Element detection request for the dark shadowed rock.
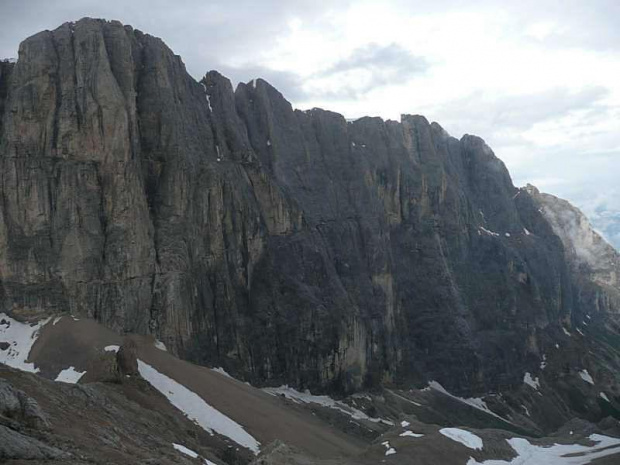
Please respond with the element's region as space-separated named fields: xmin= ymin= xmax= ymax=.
xmin=0 ymin=379 xmax=50 ymax=430
xmin=1 ymin=18 xmax=620 ymax=414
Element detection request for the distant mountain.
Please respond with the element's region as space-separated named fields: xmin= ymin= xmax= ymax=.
xmin=1 ymin=20 xmax=620 ymax=456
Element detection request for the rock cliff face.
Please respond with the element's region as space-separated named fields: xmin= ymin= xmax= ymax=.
xmin=1 ymin=18 xmax=619 ymax=398
xmin=526 ymin=185 xmax=620 ymax=324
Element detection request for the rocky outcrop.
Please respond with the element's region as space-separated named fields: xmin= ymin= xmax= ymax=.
xmin=1 ymin=18 xmax=620 ymax=400
xmin=0 ymin=379 xmax=50 ymax=430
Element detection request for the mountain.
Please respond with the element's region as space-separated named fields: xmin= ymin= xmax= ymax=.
xmin=2 ymin=18 xmax=620 ymax=463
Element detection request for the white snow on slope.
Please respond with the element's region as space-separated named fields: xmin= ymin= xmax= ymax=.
xmin=467 ymin=434 xmax=620 ymax=464
xmin=55 ymin=366 xmax=86 ymax=384
xmin=523 ymin=373 xmax=540 ymax=390
xmin=563 ymin=327 xmax=572 ymax=337
xmin=440 ymin=428 xmax=483 ymax=450
xmin=104 ymin=345 xmax=120 ymax=353
xmin=138 ymin=360 xmax=260 ymax=454
xmin=263 ymin=385 xmax=393 ymax=425
xmin=154 ymin=340 xmax=167 ymax=351
xmin=479 ymin=227 xmax=500 ymax=237
xmin=579 ymin=370 xmax=594 ymax=385
xmin=540 ymin=355 xmax=547 ymax=370
xmin=0 ymin=313 xmax=50 ymax=373
xmin=425 ymin=381 xmax=511 ymax=424
xmin=600 ymin=392 xmax=610 ymax=402
xmin=381 ymin=441 xmax=396 ymax=456
xmin=400 ymin=430 xmax=424 ymax=438
xmin=173 ymin=443 xmax=198 ymax=458
xmin=212 ymin=367 xmax=233 ymax=378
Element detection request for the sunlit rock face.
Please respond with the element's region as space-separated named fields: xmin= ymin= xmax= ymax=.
xmin=526 ymin=185 xmax=620 ymax=319
xmin=1 ymin=18 xmax=619 ymax=398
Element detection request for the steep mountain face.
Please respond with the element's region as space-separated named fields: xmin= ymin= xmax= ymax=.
xmin=526 ymin=185 xmax=620 ymax=317
xmin=1 ymin=18 xmax=620 ymax=404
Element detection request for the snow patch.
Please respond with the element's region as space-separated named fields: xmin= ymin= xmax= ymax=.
xmin=212 ymin=367 xmax=233 ymax=379
xmin=523 ymin=372 xmax=540 ymax=390
xmin=173 ymin=443 xmax=198 ymax=458
xmin=579 ymin=369 xmax=594 ymax=385
xmin=400 ymin=430 xmax=424 ymax=438
xmin=540 ymin=355 xmax=547 ymax=370
xmin=440 ymin=428 xmax=483 ymax=450
xmin=562 ymin=327 xmax=572 ymax=337
xmin=0 ymin=313 xmax=50 ymax=373
xmin=401 ymin=420 xmax=410 ymax=427
xmin=138 ymin=360 xmax=260 ymax=453
xmin=55 ymin=366 xmax=86 ymax=384
xmin=154 ymin=340 xmax=167 ymax=351
xmin=479 ymin=227 xmax=500 ymax=237
xmin=381 ymin=441 xmax=396 ymax=456
xmin=467 ymin=434 xmax=620 ymax=464
xmin=576 ymin=328 xmax=584 ymax=336
xmin=523 ymin=228 xmax=531 ymax=236
xmin=266 ymin=139 xmax=271 ymax=146
xmin=600 ymin=392 xmax=610 ymax=402
xmin=263 ymin=385 xmax=393 ymax=425
xmin=505 ymin=232 xmax=511 ymax=237
xmin=104 ymin=345 xmax=120 ymax=353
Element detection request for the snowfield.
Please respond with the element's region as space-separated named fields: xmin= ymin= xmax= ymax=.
xmin=440 ymin=428 xmax=484 ymax=450
xmin=0 ymin=313 xmax=50 ymax=373
xmin=467 ymin=434 xmax=620 ymax=464
xmin=137 ymin=360 xmax=260 ymax=454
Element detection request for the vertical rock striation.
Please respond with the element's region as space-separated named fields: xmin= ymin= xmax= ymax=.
xmin=1 ymin=18 xmax=619 ymax=399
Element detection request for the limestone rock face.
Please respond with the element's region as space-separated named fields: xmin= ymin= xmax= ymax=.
xmin=526 ymin=184 xmax=620 ymax=320
xmin=1 ymin=18 xmax=619 ymax=396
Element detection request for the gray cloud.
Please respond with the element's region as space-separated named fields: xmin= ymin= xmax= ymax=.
xmin=428 ymin=86 xmax=610 ymax=138
xmin=215 ymin=43 xmax=428 ymax=103
xmin=320 ymin=43 xmax=428 ymax=83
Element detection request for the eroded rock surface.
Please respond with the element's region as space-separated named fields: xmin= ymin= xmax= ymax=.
xmin=0 ymin=18 xmax=619 ymax=401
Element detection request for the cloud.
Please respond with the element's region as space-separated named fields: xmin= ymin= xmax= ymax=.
xmin=302 ymin=43 xmax=428 ymax=98
xmin=320 ymin=42 xmax=428 ymax=81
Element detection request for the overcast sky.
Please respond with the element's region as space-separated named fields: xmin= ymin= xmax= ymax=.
xmin=1 ymin=0 xmax=619 ymax=247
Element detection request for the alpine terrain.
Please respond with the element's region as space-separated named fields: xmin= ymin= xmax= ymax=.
xmin=1 ymin=18 xmax=620 ymax=464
